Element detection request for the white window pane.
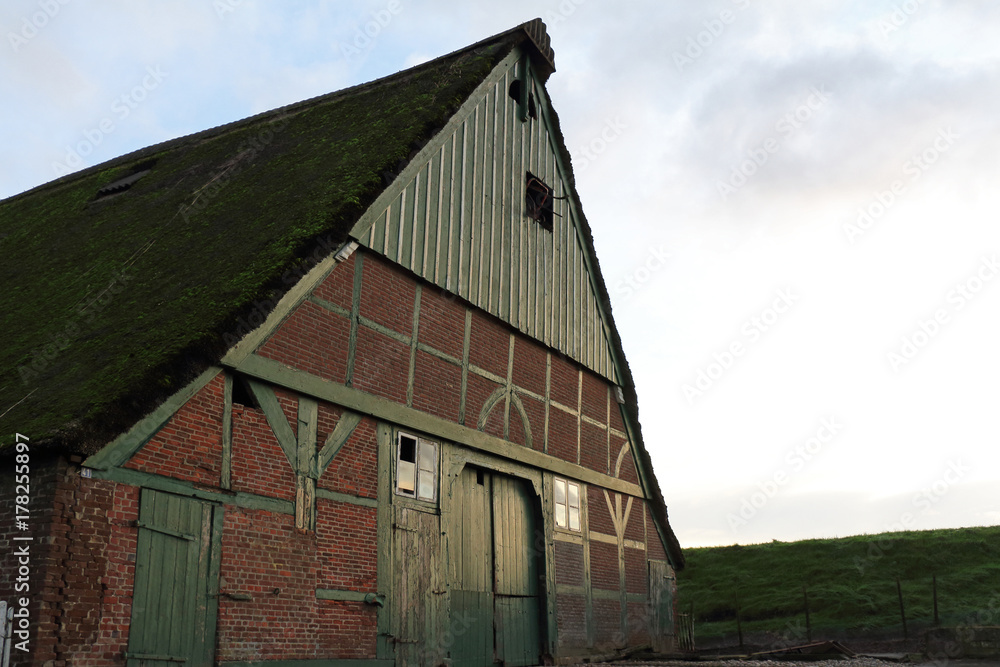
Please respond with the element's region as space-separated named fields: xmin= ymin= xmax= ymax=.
xmin=418 ymin=468 xmax=435 ymax=500
xmin=555 ymin=501 xmax=567 ymax=528
xmin=554 ymin=479 xmax=566 ymax=505
xmin=569 ymin=505 xmax=580 ymax=531
xmin=398 ymin=460 xmax=415 ymax=494
xmin=419 ymin=441 xmax=437 ymax=472
xmin=568 ymin=482 xmax=579 ymax=509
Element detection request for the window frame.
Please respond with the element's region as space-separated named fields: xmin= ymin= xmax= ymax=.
xmin=553 ymin=477 xmax=582 ymax=532
xmin=395 ymin=432 xmax=439 ymax=503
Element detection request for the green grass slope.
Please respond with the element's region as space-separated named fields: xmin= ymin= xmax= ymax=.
xmin=678 ymin=526 xmax=1000 ymax=643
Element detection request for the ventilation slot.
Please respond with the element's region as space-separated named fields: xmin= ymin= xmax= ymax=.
xmin=94 ymin=160 xmax=155 ymax=200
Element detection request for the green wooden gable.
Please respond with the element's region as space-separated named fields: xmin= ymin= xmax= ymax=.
xmin=352 ymin=49 xmax=618 ymax=382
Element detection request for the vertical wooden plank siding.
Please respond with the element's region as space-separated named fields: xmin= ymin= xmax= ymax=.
xmin=356 ymin=57 xmax=617 ymax=382
xmin=128 ymin=490 xmax=217 ymax=667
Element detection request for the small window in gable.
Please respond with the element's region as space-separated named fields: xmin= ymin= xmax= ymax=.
xmin=525 ymin=172 xmax=556 ymax=231
xmin=554 ymin=477 xmax=581 ymax=532
xmin=396 ymin=433 xmax=438 ymax=502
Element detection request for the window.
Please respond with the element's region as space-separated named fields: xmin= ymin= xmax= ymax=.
xmin=396 ymin=433 xmax=438 ymax=502
xmin=554 ymin=477 xmax=581 ymax=531
xmin=525 ymin=172 xmax=556 ymax=231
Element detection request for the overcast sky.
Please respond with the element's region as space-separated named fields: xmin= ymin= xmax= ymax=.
xmin=3 ymin=1 xmax=998 ymax=548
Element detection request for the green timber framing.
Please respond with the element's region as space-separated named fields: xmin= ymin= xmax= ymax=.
xmin=83 ymin=361 xmax=659 ymax=662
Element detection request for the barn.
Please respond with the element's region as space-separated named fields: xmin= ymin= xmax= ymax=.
xmin=0 ymin=19 xmax=684 ymax=667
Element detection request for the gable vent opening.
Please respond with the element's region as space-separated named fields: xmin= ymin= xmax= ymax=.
xmin=94 ymin=159 xmax=156 ymax=200
xmin=231 ymin=374 xmax=261 ymax=409
xmin=525 ymin=172 xmax=563 ymax=231
xmin=508 ymin=80 xmax=537 ymax=120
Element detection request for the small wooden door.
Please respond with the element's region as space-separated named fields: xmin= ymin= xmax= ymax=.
xmin=450 ymin=468 xmax=542 ymax=667
xmin=649 ymin=560 xmax=675 ymax=653
xmin=127 ymin=490 xmax=219 ymax=667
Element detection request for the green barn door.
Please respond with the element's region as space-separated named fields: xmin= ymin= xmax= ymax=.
xmin=450 ymin=468 xmax=542 ymax=667
xmin=127 ymin=489 xmax=220 ymax=667
xmin=450 ymin=467 xmax=495 ymax=667
xmin=491 ymin=474 xmax=542 ymax=667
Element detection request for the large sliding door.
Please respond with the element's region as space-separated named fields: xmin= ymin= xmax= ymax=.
xmin=450 ymin=467 xmax=543 ymax=667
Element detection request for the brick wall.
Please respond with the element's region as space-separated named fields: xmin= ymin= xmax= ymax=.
xmin=554 ymin=541 xmax=584 ymax=587
xmin=556 ymin=593 xmax=587 ymax=649
xmin=593 ymin=598 xmax=621 ymax=648
xmin=0 ymin=456 xmax=138 ymax=667
xmin=125 ymin=373 xmax=224 ymax=486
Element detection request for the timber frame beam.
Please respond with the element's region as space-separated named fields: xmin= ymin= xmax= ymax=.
xmin=232 ymin=353 xmax=644 ymax=498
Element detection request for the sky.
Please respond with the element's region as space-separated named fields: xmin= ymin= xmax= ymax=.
xmin=2 ymin=0 xmax=998 ymax=548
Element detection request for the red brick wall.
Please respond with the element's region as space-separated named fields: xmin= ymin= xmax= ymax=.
xmin=549 ymin=353 xmax=577 ymax=408
xmin=580 ymin=421 xmax=607 ymax=474
xmin=556 ymin=593 xmax=587 ymax=649
xmin=547 ymin=408 xmax=576 ymax=463
xmin=554 ymin=540 xmax=584 ymax=587
xmin=587 ymin=486 xmax=615 ymax=536
xmin=593 ymin=598 xmax=621 ymax=647
xmin=316 ymin=498 xmax=377 ymax=591
xmin=412 ymin=351 xmax=462 ymax=423
xmin=625 ymin=546 xmax=648 ymax=595
xmin=589 ymin=541 xmax=619 ymax=592
xmin=316 ymin=412 xmax=378 ymax=499
xmin=313 ymin=249 xmax=355 ymax=309
xmin=258 ymin=300 xmax=350 ymax=385
xmin=627 ymin=600 xmax=651 ymax=646
xmin=217 ymin=506 xmax=377 ymax=661
xmin=0 ymin=457 xmax=139 ymax=667
xmin=646 ymin=503 xmax=668 ymax=562
xmin=230 ymin=402 xmax=296 ymax=502
xmin=125 ymin=373 xmax=224 ymax=486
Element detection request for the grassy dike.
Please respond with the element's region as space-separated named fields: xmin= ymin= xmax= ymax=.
xmin=676 ymin=525 xmax=1000 ymax=645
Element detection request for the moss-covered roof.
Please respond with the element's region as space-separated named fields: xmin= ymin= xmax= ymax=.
xmin=0 ymin=25 xmax=533 ymax=454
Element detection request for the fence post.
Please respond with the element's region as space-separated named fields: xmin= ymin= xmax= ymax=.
xmin=896 ymin=578 xmax=908 ymax=640
xmin=689 ymin=601 xmax=695 ymax=650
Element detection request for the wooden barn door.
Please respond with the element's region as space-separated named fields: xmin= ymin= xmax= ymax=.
xmin=649 ymin=560 xmax=676 ymax=653
xmin=127 ymin=489 xmax=219 ymax=667
xmin=450 ymin=467 xmax=543 ymax=667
